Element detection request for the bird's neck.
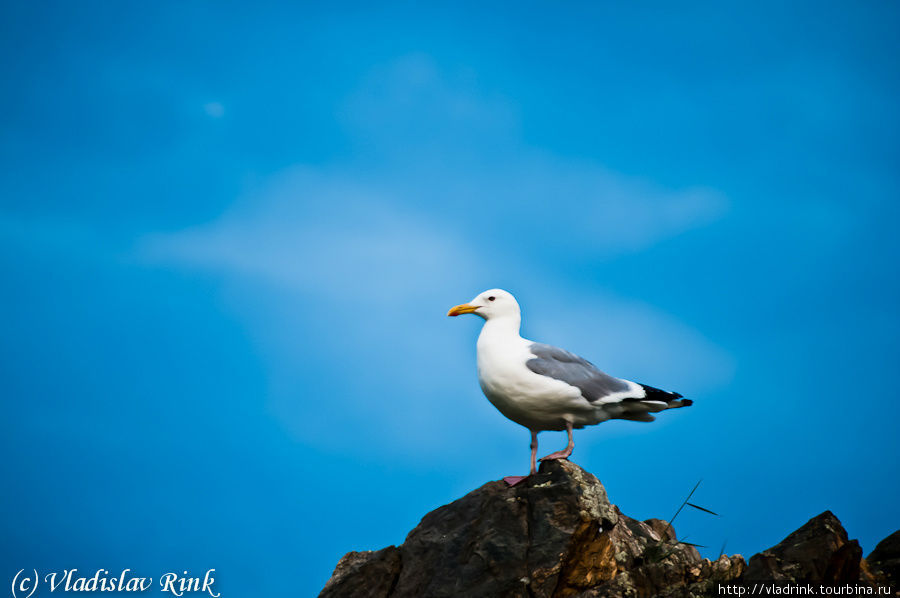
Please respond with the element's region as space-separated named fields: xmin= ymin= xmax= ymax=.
xmin=480 ymin=314 xmax=522 ymax=340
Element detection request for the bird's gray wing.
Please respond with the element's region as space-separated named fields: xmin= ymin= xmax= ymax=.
xmin=526 ymin=342 xmax=633 ymax=403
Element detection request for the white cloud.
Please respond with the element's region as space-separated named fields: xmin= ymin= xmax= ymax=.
xmin=339 ymin=53 xmax=519 ymax=146
xmin=136 ymin=56 xmax=733 ymax=456
xmin=457 ymin=151 xmax=729 ymax=257
xmin=334 ymin=54 xmax=729 ymax=258
xmin=138 ymin=169 xmax=732 ymax=455
xmin=140 ymin=168 xmax=483 ymax=305
xmin=524 ymin=290 xmax=734 ymax=394
xmin=203 ymin=102 xmax=225 ymax=118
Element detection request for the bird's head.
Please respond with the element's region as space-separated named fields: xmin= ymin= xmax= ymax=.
xmin=447 ymin=288 xmax=520 ymax=321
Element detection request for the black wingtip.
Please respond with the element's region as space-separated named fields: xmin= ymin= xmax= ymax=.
xmin=639 ymin=383 xmax=686 ymax=404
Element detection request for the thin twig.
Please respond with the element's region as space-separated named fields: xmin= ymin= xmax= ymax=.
xmin=661 ymin=479 xmax=702 ymax=542
xmin=687 ymin=502 xmax=719 ymax=516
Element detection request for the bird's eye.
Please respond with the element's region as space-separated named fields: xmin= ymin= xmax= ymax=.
xmin=488 ymin=296 xmax=496 ymax=301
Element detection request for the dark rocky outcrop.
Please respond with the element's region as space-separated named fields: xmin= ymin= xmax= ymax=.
xmin=745 ymin=511 xmax=861 ymax=583
xmin=867 ymin=530 xmax=900 ymax=588
xmin=319 ymin=547 xmax=401 ymax=598
xmin=320 ymin=460 xmax=897 ymax=597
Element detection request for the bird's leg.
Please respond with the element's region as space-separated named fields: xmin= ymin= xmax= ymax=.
xmin=539 ymin=421 xmax=574 ymax=462
xmin=530 ymin=430 xmax=538 ymax=474
xmin=503 ymin=430 xmax=540 ymax=486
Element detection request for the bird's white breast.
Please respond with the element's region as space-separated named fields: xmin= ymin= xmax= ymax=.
xmin=475 ymin=323 xmax=587 ymax=430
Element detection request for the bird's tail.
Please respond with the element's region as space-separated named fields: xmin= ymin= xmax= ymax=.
xmin=613 ymin=384 xmax=692 ymax=422
xmin=639 ymin=383 xmax=693 ymax=409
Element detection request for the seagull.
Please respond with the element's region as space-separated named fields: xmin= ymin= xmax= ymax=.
xmin=448 ymin=288 xmax=692 ymax=483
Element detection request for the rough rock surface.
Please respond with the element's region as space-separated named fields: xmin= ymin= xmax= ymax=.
xmin=745 ymin=511 xmax=862 ymax=583
xmin=320 ymin=461 xmax=892 ymax=597
xmin=319 ymin=547 xmax=401 ymax=598
xmin=867 ymin=530 xmax=900 ymax=587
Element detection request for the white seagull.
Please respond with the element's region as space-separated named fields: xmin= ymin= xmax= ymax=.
xmin=448 ymin=288 xmax=692 ymax=482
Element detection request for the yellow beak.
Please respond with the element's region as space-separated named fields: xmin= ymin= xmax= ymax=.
xmin=447 ymin=303 xmax=480 ymax=316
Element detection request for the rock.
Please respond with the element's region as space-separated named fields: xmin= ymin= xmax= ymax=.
xmin=320 ymin=463 xmax=887 ymax=597
xmin=745 ymin=511 xmax=861 ymax=583
xmin=389 ymin=459 xmax=620 ymax=597
xmin=575 ymin=545 xmax=746 ymax=598
xmin=644 ymin=518 xmax=677 ymax=543
xmin=867 ymin=530 xmax=900 ymax=585
xmin=321 ymin=461 xmax=727 ymax=597
xmin=318 ymin=546 xmax=401 ymax=598
xmin=557 ymin=507 xmax=703 ymax=597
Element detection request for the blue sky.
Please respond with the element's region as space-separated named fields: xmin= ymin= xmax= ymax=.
xmin=2 ymin=2 xmax=898 ymax=596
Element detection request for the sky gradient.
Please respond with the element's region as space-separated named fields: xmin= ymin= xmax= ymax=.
xmin=2 ymin=2 xmax=899 ymax=596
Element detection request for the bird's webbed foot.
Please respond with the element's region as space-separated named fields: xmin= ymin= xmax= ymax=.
xmin=502 ymin=475 xmax=529 ymax=486
xmin=538 ymin=447 xmax=573 ymax=462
